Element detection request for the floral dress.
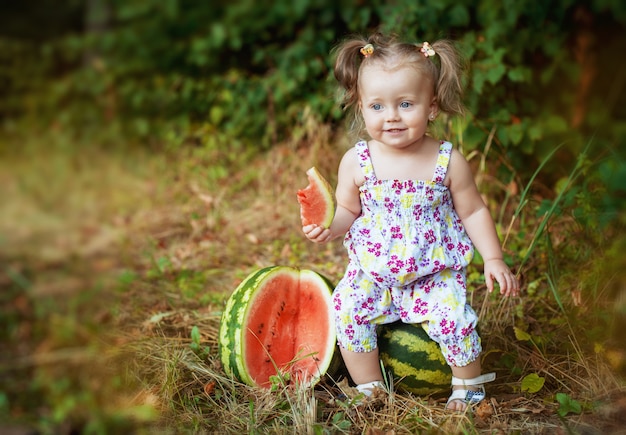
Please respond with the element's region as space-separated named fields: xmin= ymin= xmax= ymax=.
xmin=333 ymin=140 xmax=481 ymax=367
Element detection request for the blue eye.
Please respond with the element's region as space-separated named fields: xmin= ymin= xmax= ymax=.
xmin=371 ymin=103 xmax=383 ymax=111
xmin=400 ymin=101 xmax=411 ymax=108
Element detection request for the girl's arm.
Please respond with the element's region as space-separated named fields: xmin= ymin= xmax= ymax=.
xmin=303 ymin=148 xmax=362 ymax=243
xmin=448 ymin=149 xmax=519 ymax=297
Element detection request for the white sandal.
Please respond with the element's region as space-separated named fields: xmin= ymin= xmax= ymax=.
xmin=355 ymin=380 xmax=385 ymax=397
xmin=446 ymin=372 xmax=496 ymax=409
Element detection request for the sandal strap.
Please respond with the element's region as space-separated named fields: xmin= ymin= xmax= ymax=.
xmin=446 ymin=388 xmax=487 ymax=405
xmin=356 ymin=381 xmax=384 ymax=396
xmin=451 ymin=372 xmax=496 ymax=387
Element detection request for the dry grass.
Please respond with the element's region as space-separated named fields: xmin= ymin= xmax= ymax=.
xmin=1 ymin=124 xmax=625 ymax=434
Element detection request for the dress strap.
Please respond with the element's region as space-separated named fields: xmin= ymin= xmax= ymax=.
xmin=355 ymin=140 xmax=377 ymax=181
xmin=432 ymin=141 xmax=453 ymax=184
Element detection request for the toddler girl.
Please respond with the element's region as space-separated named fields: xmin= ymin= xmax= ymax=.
xmin=302 ymin=32 xmax=519 ymax=411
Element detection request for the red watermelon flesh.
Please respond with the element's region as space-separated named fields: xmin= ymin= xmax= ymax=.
xmin=219 ymin=266 xmax=336 ymax=388
xmin=297 ymin=167 xmax=335 ymax=228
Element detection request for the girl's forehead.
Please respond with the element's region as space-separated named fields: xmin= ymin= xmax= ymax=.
xmin=358 ymin=63 xmax=434 ymax=98
xmin=360 ymin=61 xmax=426 ymax=79
xmin=359 ymin=63 xmax=430 ymax=85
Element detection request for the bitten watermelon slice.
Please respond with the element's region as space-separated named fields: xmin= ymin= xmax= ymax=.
xmin=378 ymin=321 xmax=452 ymax=395
xmin=297 ymin=167 xmax=335 ymax=228
xmin=219 ymin=266 xmax=337 ymax=388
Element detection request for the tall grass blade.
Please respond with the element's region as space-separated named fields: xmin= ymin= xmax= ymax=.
xmin=545 ymin=272 xmax=565 ymax=314
xmin=517 ymin=139 xmax=594 ymax=272
xmin=502 ymin=143 xmax=563 ymax=251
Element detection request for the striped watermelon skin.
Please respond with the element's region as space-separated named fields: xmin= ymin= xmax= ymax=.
xmin=378 ymin=322 xmax=452 ymax=395
xmin=218 ymin=266 xmax=337 ymax=388
xmin=219 ymin=267 xmax=274 ymax=386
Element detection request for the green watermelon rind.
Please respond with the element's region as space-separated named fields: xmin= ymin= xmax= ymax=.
xmin=219 ymin=266 xmax=276 ymax=386
xmin=378 ymin=322 xmax=452 ymax=395
xmin=218 ymin=266 xmax=337 ymax=388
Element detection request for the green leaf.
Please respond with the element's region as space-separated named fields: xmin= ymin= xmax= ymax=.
xmin=507 ymin=66 xmax=530 ymax=82
xmin=210 ymin=106 xmax=224 ymax=124
xmin=209 ymin=23 xmax=226 ymax=48
xmin=118 ymin=269 xmax=137 ymax=285
xmin=528 ymin=124 xmax=543 ymax=141
xmin=514 ymin=327 xmax=532 ymax=341
xmin=486 ymin=63 xmax=506 ymax=84
xmin=507 ymin=123 xmax=524 ymax=145
xmin=472 ymin=73 xmax=486 ymax=95
xmin=521 ymin=373 xmax=545 ymax=393
xmin=155 ymin=256 xmax=171 ymax=273
xmin=190 ymin=325 xmax=201 ymax=346
xmin=556 ymin=392 xmax=582 ymax=416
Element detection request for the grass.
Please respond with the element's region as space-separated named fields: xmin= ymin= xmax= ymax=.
xmin=1 ymin=123 xmax=625 ymax=434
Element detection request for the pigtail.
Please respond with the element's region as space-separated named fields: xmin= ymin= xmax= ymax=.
xmin=430 ymin=40 xmax=465 ymax=116
xmin=333 ymin=37 xmax=369 ymax=111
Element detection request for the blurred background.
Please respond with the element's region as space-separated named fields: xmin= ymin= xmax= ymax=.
xmin=1 ymin=0 xmax=625 ymax=433
xmin=2 ymin=0 xmax=625 ymax=156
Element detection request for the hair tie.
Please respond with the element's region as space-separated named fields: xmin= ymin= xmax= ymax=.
xmin=420 ymin=42 xmax=436 ymax=58
xmin=360 ymin=43 xmax=374 ymax=58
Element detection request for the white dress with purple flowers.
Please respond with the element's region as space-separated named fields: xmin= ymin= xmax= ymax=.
xmin=346 ymin=140 xmax=474 ymax=286
xmin=333 ymin=140 xmax=482 ymax=367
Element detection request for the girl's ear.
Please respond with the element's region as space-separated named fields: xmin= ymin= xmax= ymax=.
xmin=429 ymin=97 xmax=439 ymax=119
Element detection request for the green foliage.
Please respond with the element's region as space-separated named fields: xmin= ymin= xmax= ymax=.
xmin=556 ymin=392 xmax=582 ymax=417
xmin=3 ymin=1 xmax=625 ymax=169
xmin=190 ymin=325 xmax=210 ymax=359
xmin=327 ymin=411 xmax=352 ymax=432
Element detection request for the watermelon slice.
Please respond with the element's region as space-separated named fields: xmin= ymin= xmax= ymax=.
xmin=297 ymin=167 xmax=335 ymax=228
xmin=218 ymin=266 xmax=338 ymax=388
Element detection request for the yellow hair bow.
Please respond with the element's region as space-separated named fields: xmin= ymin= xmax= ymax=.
xmin=360 ymin=43 xmax=374 ymax=58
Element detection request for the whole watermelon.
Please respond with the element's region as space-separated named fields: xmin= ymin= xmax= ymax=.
xmin=377 ymin=321 xmax=452 ymax=395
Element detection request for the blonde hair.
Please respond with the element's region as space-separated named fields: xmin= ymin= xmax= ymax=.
xmin=333 ymin=32 xmax=465 ymax=134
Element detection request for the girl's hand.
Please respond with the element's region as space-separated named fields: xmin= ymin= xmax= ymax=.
xmin=484 ymin=259 xmax=520 ymax=297
xmin=302 ymin=224 xmax=333 ymax=243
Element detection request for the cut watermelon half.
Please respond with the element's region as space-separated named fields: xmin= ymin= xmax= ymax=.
xmin=219 ymin=266 xmax=338 ymax=388
xmin=297 ymin=167 xmax=335 ymax=228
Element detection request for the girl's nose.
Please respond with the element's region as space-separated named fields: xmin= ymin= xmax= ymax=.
xmin=386 ymin=108 xmax=400 ymax=121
